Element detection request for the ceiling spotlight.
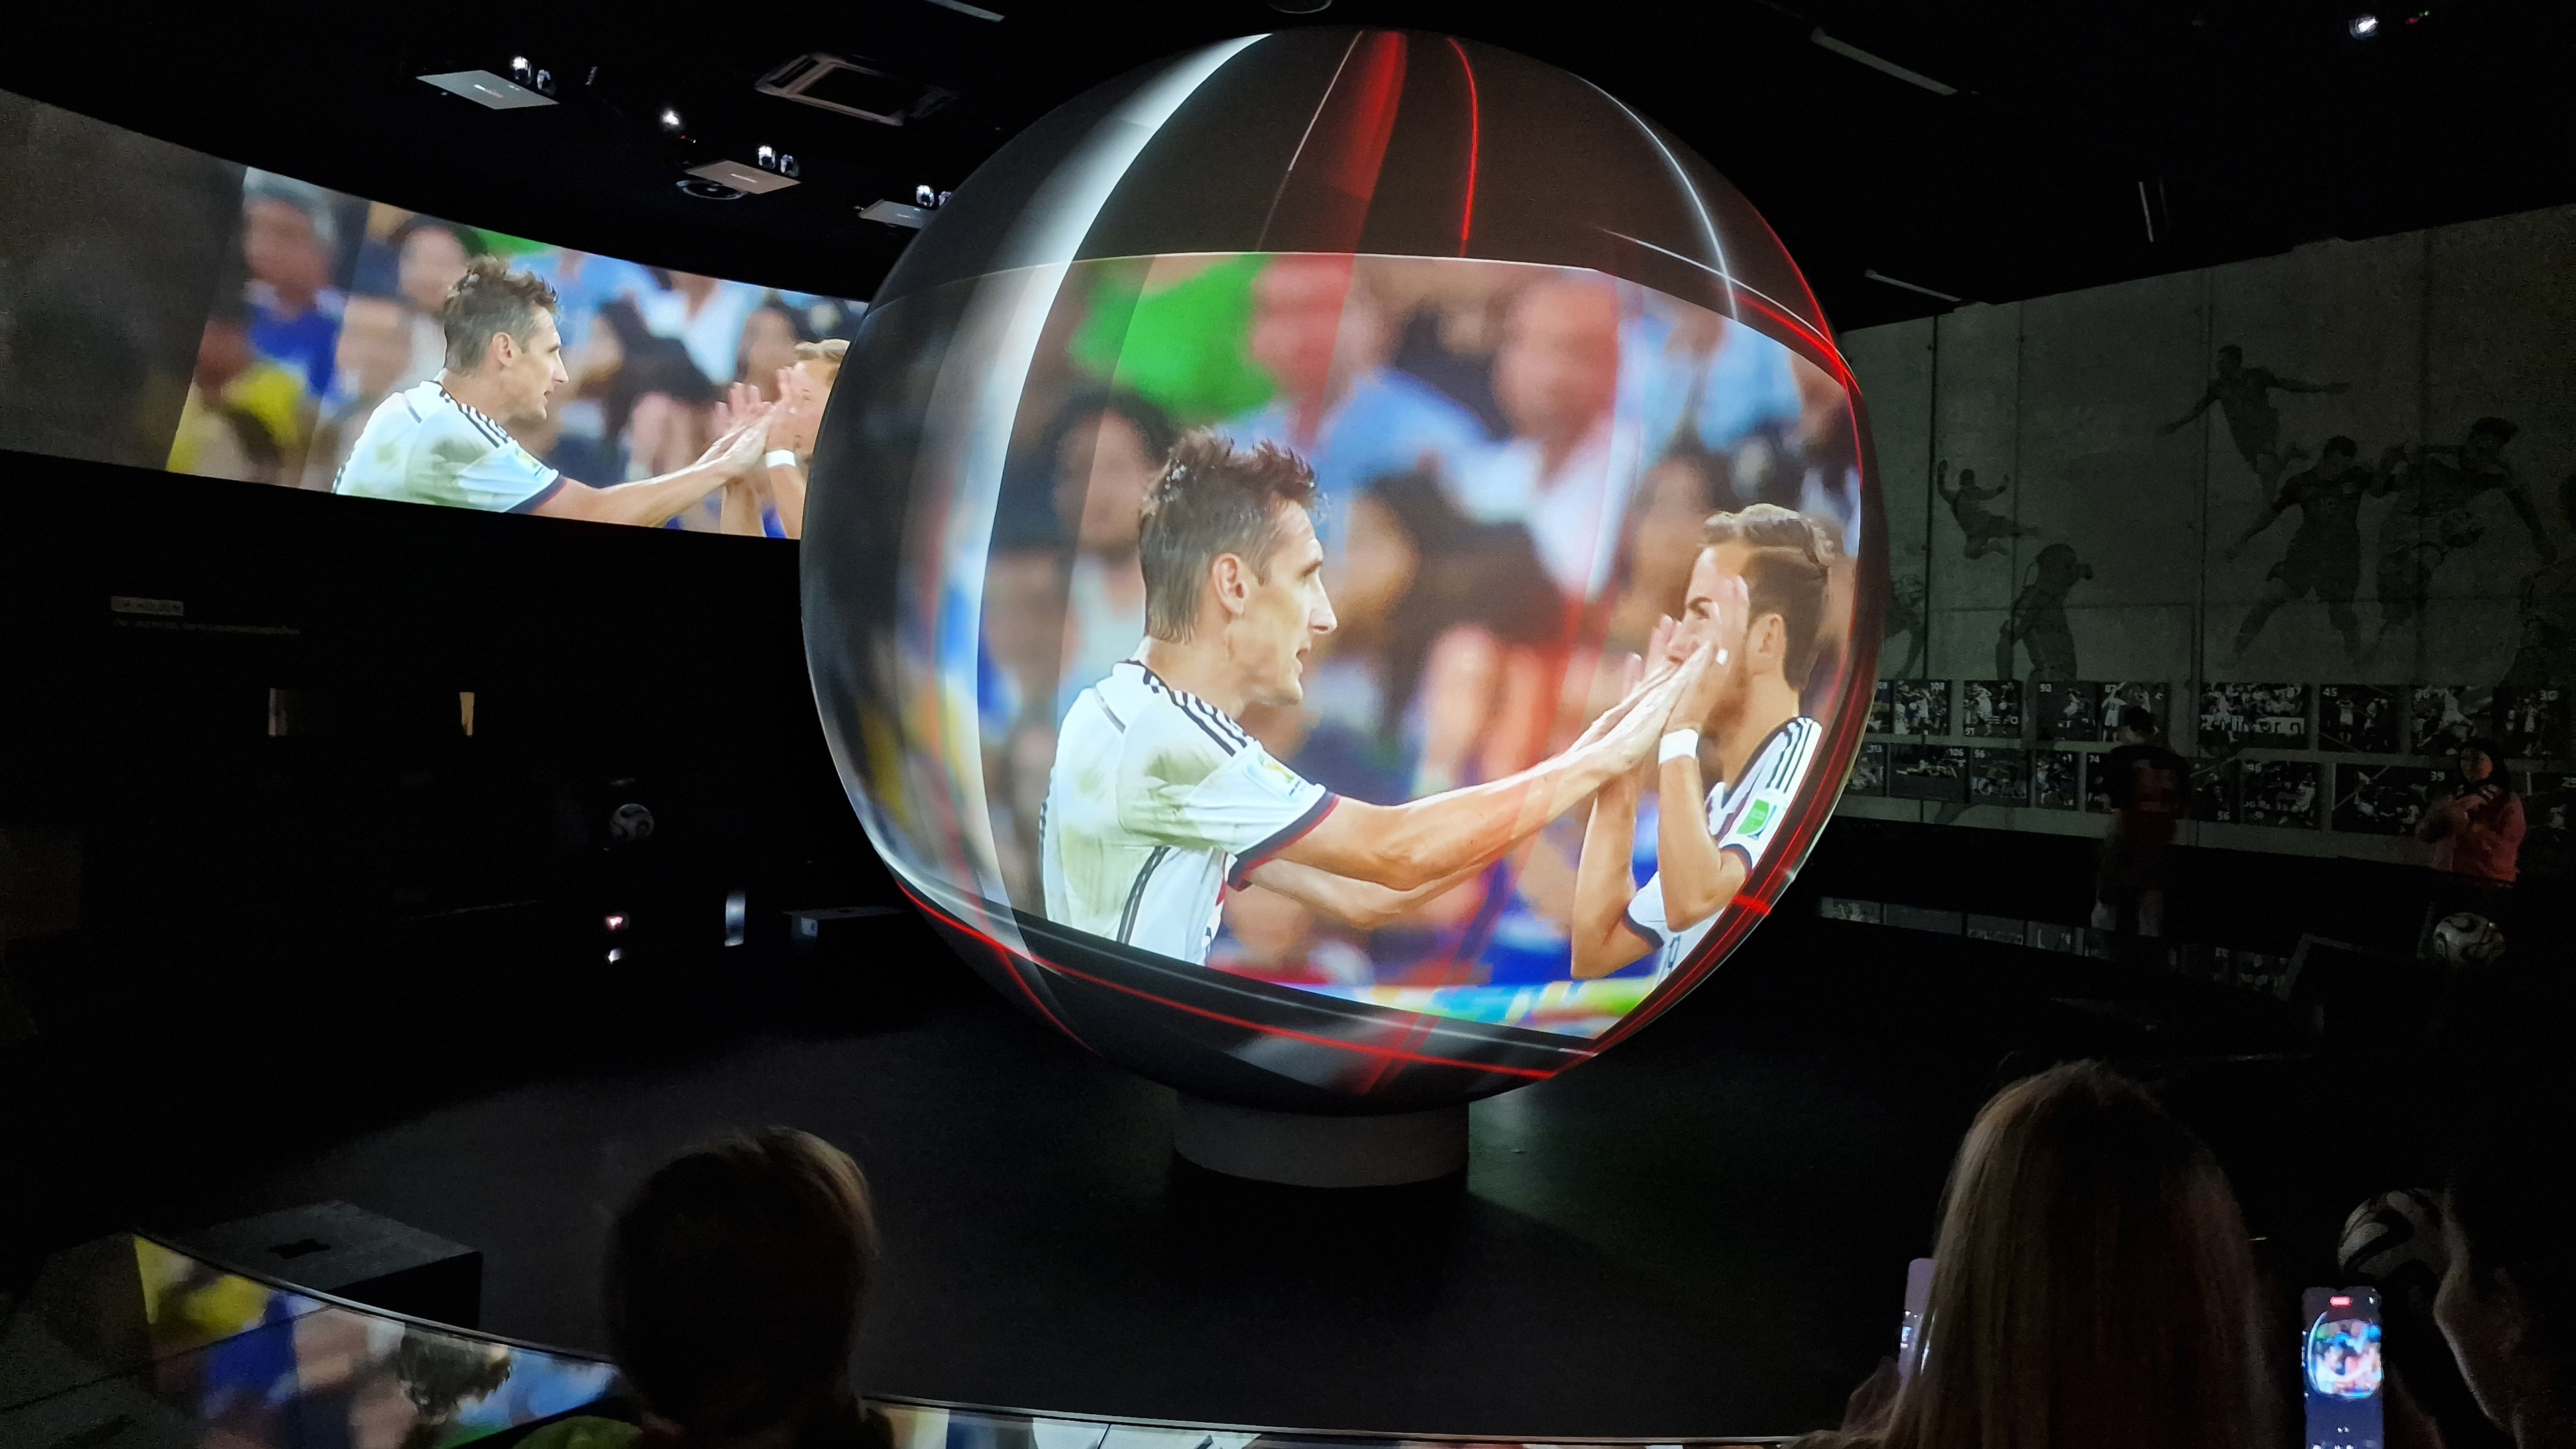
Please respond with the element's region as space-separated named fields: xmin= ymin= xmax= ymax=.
xmin=660 ymin=107 xmax=684 ymax=130
xmin=419 ymin=70 xmax=557 ymax=109
xmin=2349 ymin=13 xmax=2379 ymax=36
xmin=511 ymin=55 xmax=529 ymax=72
xmin=757 ymin=52 xmax=954 ymax=127
xmin=686 ymin=159 xmax=798 ymax=194
xmin=861 ymin=198 xmax=932 ymax=229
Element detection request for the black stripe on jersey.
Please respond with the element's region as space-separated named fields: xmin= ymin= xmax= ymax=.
xmin=1116 ymin=846 xmax=1171 ymax=945
xmin=1127 ymin=659 xmax=1248 ymax=753
xmin=507 ymin=476 xmax=568 ymax=514
xmin=1226 ymin=792 xmax=1339 ymax=889
xmin=1169 ymin=696 xmax=1239 ymax=755
xmin=1092 ymin=691 xmax=1126 ymax=732
xmin=1179 ymin=694 xmax=1248 ymax=752
xmin=1762 ymin=718 xmax=1821 ymax=790
xmin=1715 ymin=716 xmax=1823 ymax=837
xmin=1620 ymin=908 xmax=1662 ymax=947
xmin=438 ymin=386 xmax=513 ymax=449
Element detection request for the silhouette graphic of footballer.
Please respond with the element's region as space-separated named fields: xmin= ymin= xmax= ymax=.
xmin=1040 ymin=433 xmax=1705 ymax=965
xmin=1935 ymin=461 xmax=2040 ymax=559
xmin=2158 ymin=344 xmax=2347 ymax=490
xmin=1569 ymin=504 xmax=1830 ymax=979
xmin=2224 ymin=435 xmax=2373 ymax=659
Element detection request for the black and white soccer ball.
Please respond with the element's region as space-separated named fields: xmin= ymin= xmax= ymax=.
xmin=608 ymin=802 xmax=657 ymax=844
xmin=2431 ymin=912 xmax=2506 ymax=965
xmin=2339 ymin=1187 xmax=2447 ymax=1298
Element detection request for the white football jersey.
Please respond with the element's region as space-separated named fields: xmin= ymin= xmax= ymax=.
xmin=333 ymin=381 xmax=563 ymax=513
xmin=1042 ymin=659 xmax=1335 ymax=965
xmin=1625 ymin=715 xmax=1823 ymax=976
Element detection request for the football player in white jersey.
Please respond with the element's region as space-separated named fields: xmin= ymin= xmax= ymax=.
xmin=1570 ymin=504 xmax=1833 ymax=979
xmin=1040 ymin=432 xmax=1707 ymax=966
xmin=336 ymin=256 xmax=770 ymax=524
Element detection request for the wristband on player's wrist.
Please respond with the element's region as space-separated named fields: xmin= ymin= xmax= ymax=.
xmin=1658 ymin=729 xmax=1701 ymax=764
xmin=763 ymin=448 xmax=800 ymax=470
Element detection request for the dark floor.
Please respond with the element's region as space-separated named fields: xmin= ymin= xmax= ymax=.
xmin=5 ymin=898 xmax=2497 ymax=1440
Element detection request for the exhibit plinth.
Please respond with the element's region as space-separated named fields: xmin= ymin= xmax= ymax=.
xmin=1173 ymin=1095 xmax=1469 ymax=1187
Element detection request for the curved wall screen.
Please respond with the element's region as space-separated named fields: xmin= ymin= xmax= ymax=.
xmin=0 ymin=87 xmax=858 ymax=536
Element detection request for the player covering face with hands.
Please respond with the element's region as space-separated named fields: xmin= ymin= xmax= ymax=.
xmin=1040 ymin=431 xmax=1717 ymax=965
xmin=1570 ymin=504 xmax=1831 ymax=979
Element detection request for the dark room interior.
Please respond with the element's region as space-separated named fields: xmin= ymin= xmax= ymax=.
xmin=6 ymin=4 xmax=2575 ymax=1448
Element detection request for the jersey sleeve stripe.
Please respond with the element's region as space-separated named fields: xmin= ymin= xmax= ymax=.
xmin=1171 ymin=699 xmax=1240 ymax=755
xmin=1226 ymin=792 xmax=1338 ymax=888
xmin=506 ymin=475 xmax=568 ymax=514
xmin=1116 ymin=845 xmax=1171 ymax=944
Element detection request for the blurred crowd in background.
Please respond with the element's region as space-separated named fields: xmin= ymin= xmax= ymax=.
xmin=167 ymin=170 xmax=861 ymax=535
xmin=973 ymin=253 xmax=1863 ymax=1014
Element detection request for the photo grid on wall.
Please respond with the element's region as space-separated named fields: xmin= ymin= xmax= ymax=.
xmin=1833 ymin=201 xmax=2576 ymax=873
xmin=1847 ymin=672 xmax=2566 ymax=841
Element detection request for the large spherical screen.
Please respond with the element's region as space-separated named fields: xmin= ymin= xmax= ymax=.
xmin=805 ymin=33 xmax=1883 ymax=1112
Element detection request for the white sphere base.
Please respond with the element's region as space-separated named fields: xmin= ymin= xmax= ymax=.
xmin=1173 ymin=1095 xmax=1469 ymax=1187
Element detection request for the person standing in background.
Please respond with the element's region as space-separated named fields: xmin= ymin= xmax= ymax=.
xmin=1046 ymin=391 xmax=1177 ymax=720
xmin=166 ymin=292 xmax=310 ymax=484
xmin=1453 ymin=274 xmax=1635 ymax=601
xmin=240 ymin=175 xmax=347 ymax=398
xmin=2090 ymin=712 xmax=2186 ymax=937
xmin=2416 ymin=738 xmax=2523 ymax=951
xmin=299 ymin=292 xmax=416 ymax=489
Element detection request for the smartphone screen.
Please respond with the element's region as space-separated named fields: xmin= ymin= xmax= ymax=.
xmin=1896 ymin=1258 xmax=1935 ymax=1385
xmin=2302 ymin=1286 xmax=2385 ymax=1449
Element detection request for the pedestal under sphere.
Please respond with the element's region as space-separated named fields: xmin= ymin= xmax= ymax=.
xmin=804 ymin=28 xmax=1885 ymax=1114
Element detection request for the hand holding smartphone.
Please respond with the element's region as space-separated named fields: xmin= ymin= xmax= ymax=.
xmin=2302 ymin=1286 xmax=2386 ymax=1449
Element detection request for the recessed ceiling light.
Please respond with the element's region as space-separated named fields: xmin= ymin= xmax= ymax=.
xmin=418 ymin=70 xmax=557 ymax=110
xmin=2349 ymin=13 xmax=2380 ymax=36
xmin=859 ymin=199 xmax=932 ymax=229
xmin=660 ymin=107 xmax=684 ymax=130
xmin=757 ymin=53 xmax=953 ymax=127
xmin=686 ymin=160 xmax=800 ymax=195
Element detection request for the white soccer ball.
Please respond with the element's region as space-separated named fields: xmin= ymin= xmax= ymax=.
xmin=2430 ymin=912 xmax=2506 ymax=965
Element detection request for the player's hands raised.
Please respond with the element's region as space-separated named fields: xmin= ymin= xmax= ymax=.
xmin=1666 ymin=574 xmax=1750 ymax=734
xmin=1597 ymin=640 xmax=1714 ymax=772
xmin=772 ymin=365 xmax=828 ymax=459
xmin=1571 ymin=651 xmax=1648 ymax=753
xmin=698 ymin=401 xmax=775 ymax=476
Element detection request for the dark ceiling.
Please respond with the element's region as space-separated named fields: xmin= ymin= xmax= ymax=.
xmin=6 ymin=0 xmax=2567 ymax=335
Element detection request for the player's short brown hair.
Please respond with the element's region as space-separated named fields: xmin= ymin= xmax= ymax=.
xmin=604 ymin=1128 xmax=877 ymax=1439
xmin=1703 ymin=503 xmax=1835 ymax=688
xmin=441 ymin=255 xmax=559 ymax=372
xmin=1140 ymin=431 xmax=1318 ymax=641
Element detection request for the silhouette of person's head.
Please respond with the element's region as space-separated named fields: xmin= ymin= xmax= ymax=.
xmin=606 ymin=1129 xmax=878 ymax=1448
xmin=2438 ymin=1108 xmax=2576 ymax=1444
xmin=1880 ymin=1062 xmax=2269 ymax=1448
xmin=2216 ymin=343 xmax=2243 ymax=374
